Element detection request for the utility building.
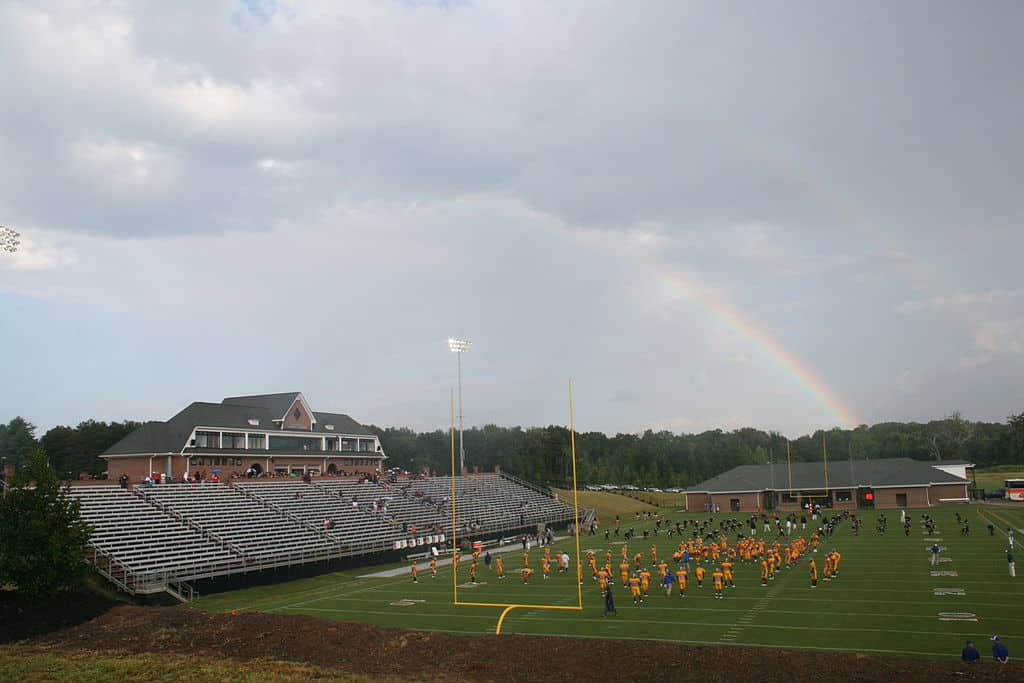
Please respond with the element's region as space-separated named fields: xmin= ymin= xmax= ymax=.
xmin=685 ymin=458 xmax=970 ymax=513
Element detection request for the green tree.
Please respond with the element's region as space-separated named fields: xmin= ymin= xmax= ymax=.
xmin=1009 ymin=412 xmax=1024 ymax=463
xmin=0 ymin=416 xmax=39 ymax=469
xmin=0 ymin=448 xmax=92 ymax=597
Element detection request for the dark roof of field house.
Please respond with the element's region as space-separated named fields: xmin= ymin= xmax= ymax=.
xmin=687 ymin=457 xmax=967 ymax=493
xmin=102 ymin=394 xmax=375 ymax=456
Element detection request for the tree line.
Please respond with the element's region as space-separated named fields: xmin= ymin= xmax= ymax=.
xmin=0 ymin=417 xmax=140 ymax=478
xmin=1 ymin=411 xmax=1022 ymax=488
xmin=368 ymin=411 xmax=1024 ymax=488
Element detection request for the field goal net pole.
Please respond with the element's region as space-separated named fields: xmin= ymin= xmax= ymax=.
xmin=450 ymin=380 xmax=584 ymax=635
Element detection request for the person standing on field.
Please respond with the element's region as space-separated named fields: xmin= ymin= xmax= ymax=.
xmin=961 ymin=640 xmax=980 ymax=663
xmin=992 ymin=635 xmax=1009 ymax=664
xmin=930 ymin=543 xmax=941 ymax=566
xmin=1008 ymin=550 xmax=1016 ymax=578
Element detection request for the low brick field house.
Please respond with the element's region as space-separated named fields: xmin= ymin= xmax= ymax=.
xmin=102 ymin=392 xmax=385 ymax=483
xmin=685 ymin=458 xmax=972 ymax=513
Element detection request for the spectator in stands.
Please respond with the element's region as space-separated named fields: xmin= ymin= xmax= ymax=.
xmin=118 ymin=473 xmax=129 ymax=489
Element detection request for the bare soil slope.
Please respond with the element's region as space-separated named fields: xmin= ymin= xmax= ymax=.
xmin=26 ymin=606 xmax=1022 ymax=682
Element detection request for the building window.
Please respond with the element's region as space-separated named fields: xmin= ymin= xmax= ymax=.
xmin=222 ymin=433 xmax=245 ymax=449
xmin=358 ymin=439 xmax=374 ymax=452
xmin=248 ymin=434 xmax=265 ymax=449
xmin=325 ymin=438 xmax=338 ymax=451
xmin=341 ymin=438 xmax=357 ymax=452
xmin=196 ymin=431 xmax=220 ymax=448
xmin=835 ymin=490 xmax=852 ymax=502
xmin=269 ymin=435 xmax=322 ymax=451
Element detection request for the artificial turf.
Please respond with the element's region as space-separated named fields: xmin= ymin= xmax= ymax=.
xmin=191 ymin=505 xmax=1024 ymax=661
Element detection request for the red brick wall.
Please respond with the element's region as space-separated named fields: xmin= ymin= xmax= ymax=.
xmin=282 ymin=398 xmax=313 ymax=430
xmin=931 ymin=483 xmax=969 ymax=503
xmin=686 ymin=493 xmax=710 ymax=513
xmin=708 ymin=492 xmax=761 ymax=513
xmin=873 ymin=487 xmax=929 ymax=509
xmin=105 ymin=457 xmax=156 ymax=485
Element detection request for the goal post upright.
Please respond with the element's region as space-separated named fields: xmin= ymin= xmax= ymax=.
xmin=569 ymin=378 xmax=583 ymax=610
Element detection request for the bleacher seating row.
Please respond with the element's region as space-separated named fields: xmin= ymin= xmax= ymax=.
xmin=70 ymin=473 xmax=574 ymax=597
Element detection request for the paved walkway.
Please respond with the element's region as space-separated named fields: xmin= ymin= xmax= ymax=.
xmin=358 ymin=536 xmax=570 ymax=578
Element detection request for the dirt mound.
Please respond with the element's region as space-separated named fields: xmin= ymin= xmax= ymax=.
xmin=34 ymin=606 xmax=1017 ymax=682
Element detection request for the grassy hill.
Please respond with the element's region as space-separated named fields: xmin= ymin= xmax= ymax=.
xmin=973 ymin=467 xmax=1024 ymax=494
xmin=551 ymin=488 xmax=658 ymax=519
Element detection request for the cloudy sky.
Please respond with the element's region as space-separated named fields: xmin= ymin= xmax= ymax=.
xmin=1 ymin=0 xmax=1022 ymax=437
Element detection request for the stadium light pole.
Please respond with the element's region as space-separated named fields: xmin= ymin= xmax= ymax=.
xmin=0 ymin=226 xmax=20 ymax=254
xmin=448 ymin=337 xmax=471 ymax=474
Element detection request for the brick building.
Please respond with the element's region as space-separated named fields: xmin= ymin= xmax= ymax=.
xmin=101 ymin=392 xmax=385 ymax=483
xmin=685 ymin=457 xmax=970 ymax=513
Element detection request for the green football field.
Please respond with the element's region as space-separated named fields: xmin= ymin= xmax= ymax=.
xmin=191 ymin=505 xmax=1024 ymax=660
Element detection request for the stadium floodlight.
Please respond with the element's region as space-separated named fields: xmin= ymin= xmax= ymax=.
xmin=0 ymin=226 xmax=20 ymax=254
xmin=447 ymin=337 xmax=471 ymax=473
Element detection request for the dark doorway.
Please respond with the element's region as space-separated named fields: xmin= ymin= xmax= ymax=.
xmin=249 ymin=463 xmax=263 ymax=475
xmin=857 ymin=487 xmax=875 ymax=508
xmin=327 ymin=463 xmax=338 ymax=474
xmin=896 ymin=493 xmax=907 ymax=508
xmin=730 ymin=498 xmax=741 ymax=512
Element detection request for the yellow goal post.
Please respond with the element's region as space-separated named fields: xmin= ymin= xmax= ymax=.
xmin=449 ymin=381 xmax=584 ymax=634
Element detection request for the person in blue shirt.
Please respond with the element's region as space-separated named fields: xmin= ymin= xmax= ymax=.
xmin=992 ymin=635 xmax=1009 ymax=664
xmin=682 ymin=549 xmax=691 ymax=571
xmin=661 ymin=570 xmax=674 ymax=596
xmin=603 ymin=586 xmax=617 ymax=616
xmin=960 ymin=640 xmax=980 ymax=663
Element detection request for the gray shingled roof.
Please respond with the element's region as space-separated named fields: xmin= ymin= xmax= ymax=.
xmin=687 ymin=458 xmax=967 ymax=493
xmin=222 ymin=392 xmax=302 ymax=419
xmin=101 ymin=421 xmax=173 ymax=455
xmin=103 ymin=394 xmax=376 ymax=456
xmin=312 ymin=411 xmax=375 ymax=437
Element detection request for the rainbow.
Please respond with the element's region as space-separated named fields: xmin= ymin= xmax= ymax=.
xmin=651 ymin=262 xmax=863 ymax=430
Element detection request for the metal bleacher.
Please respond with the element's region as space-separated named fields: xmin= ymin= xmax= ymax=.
xmin=70 ymin=486 xmax=245 ymax=599
xmin=72 ymin=473 xmax=573 ymax=602
xmin=138 ymin=483 xmax=342 ymax=562
xmin=314 ymin=478 xmax=447 ymax=534
xmin=233 ymin=479 xmax=442 ymax=552
xmin=407 ymin=473 xmax=576 ymax=534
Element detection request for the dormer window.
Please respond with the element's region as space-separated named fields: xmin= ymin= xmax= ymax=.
xmin=248 ymin=418 xmax=259 ymax=426
xmin=293 ymin=408 xmax=301 ymax=419
xmin=325 ymin=424 xmax=335 ymax=431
